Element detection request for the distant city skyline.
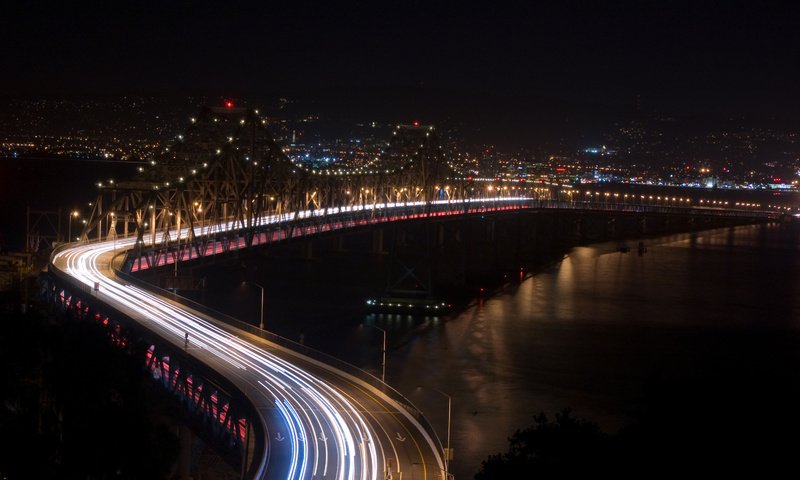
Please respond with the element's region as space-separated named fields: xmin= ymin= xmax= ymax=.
xmin=3 ymin=3 xmax=800 ymax=479
xmin=2 ymin=94 xmax=799 ymax=193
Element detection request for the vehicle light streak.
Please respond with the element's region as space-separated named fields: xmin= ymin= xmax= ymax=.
xmin=52 ymin=200 xmax=459 ymax=479
xmin=274 ymin=398 xmax=303 ymax=480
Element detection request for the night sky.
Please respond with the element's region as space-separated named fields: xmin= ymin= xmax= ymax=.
xmin=3 ymin=1 xmax=799 ymax=114
xmin=4 ymin=4 xmax=800 ymax=478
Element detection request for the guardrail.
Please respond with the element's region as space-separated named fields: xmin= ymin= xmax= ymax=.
xmin=551 ymin=199 xmax=776 ymax=218
xmin=125 ymin=197 xmax=533 ymax=272
xmin=126 ymin=197 xmax=773 ymax=271
xmin=46 ymin=258 xmax=267 ymax=478
xmin=48 ymin=195 xmax=774 ymax=470
xmin=58 ymin=196 xmax=773 ymax=258
xmin=113 ymin=266 xmax=448 ymax=458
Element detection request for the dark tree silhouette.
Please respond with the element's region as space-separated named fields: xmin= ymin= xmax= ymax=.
xmin=475 ymin=409 xmax=613 ymax=479
xmin=477 ymin=364 xmax=800 ymax=479
xmin=0 ymin=308 xmax=178 ymax=479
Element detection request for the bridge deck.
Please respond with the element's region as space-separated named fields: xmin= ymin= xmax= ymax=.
xmin=50 ymin=197 xmax=771 ymax=479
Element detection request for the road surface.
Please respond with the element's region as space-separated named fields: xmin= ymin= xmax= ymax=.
xmin=51 ymin=230 xmax=445 ymax=480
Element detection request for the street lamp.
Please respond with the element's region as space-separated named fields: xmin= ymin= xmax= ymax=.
xmin=194 ymin=201 xmax=205 ymax=234
xmin=418 ymin=386 xmax=452 ymax=480
xmin=242 ymin=281 xmax=265 ymax=331
xmin=68 ymin=210 xmax=79 ymax=242
xmin=363 ymin=323 xmax=387 ymax=383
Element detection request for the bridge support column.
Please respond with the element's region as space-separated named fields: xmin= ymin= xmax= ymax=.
xmin=241 ymin=420 xmax=255 ymax=480
xmin=332 ymin=235 xmax=345 ymax=252
xmin=178 ymin=424 xmax=193 ymax=480
xmin=97 ymin=197 xmax=103 ymax=242
xmin=301 ymin=240 xmax=313 ymax=260
xmin=396 ymin=228 xmax=407 ymax=247
xmin=150 ymin=208 xmax=157 ymax=246
xmin=372 ymin=228 xmax=385 ymax=254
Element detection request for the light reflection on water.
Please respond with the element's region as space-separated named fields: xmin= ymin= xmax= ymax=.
xmin=201 ymin=222 xmax=800 ymax=479
xmin=388 ymin=223 xmax=800 ymax=479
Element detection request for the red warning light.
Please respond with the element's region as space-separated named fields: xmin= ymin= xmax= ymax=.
xmin=225 ymin=100 xmax=234 ymax=108
xmin=412 ymin=120 xmax=420 ymax=127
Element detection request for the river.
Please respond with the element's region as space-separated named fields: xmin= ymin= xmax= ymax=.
xmin=184 ymin=218 xmax=800 ymax=479
xmin=385 ymin=222 xmax=800 ymax=479
xmin=7 ymin=158 xmax=800 ymax=478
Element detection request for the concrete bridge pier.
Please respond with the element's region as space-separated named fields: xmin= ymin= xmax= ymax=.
xmin=178 ymin=424 xmax=193 ymax=480
xmin=434 ymin=221 xmax=463 ymax=246
xmin=514 ymin=211 xmax=534 ymax=266
xmin=432 ymin=220 xmax=466 ymax=288
xmin=607 ymin=217 xmax=616 ymax=238
xmin=372 ymin=228 xmax=385 ymax=254
xmin=396 ymin=228 xmax=408 ymax=247
xmin=301 ymin=240 xmax=313 ymax=260
xmin=332 ymin=234 xmax=346 ymax=252
xmin=574 ymin=216 xmax=587 ymax=243
xmin=241 ymin=421 xmax=255 ymax=480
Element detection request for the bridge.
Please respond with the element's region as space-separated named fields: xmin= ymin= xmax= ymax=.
xmin=46 ymin=104 xmax=775 ymax=479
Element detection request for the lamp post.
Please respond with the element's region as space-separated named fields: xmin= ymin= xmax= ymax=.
xmin=418 ymin=386 xmax=452 ymax=480
xmin=363 ymin=323 xmax=387 ymax=383
xmin=243 ymin=281 xmax=265 ymax=331
xmin=68 ymin=210 xmax=79 ymax=242
xmin=194 ymin=201 xmax=205 ymax=236
xmin=109 ymin=213 xmax=118 ymax=255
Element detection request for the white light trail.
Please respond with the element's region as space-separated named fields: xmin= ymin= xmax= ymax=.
xmin=52 ymin=200 xmax=463 ymax=479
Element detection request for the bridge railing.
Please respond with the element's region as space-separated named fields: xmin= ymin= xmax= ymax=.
xmin=123 ymin=196 xmax=774 ymax=273
xmin=551 ymin=198 xmax=775 ymax=218
xmin=49 ymin=195 xmax=775 ymax=472
xmin=63 ymin=196 xmax=772 ymax=257
xmin=46 ymin=255 xmax=267 ymax=478
xmin=113 ymin=266 xmax=448 ymax=456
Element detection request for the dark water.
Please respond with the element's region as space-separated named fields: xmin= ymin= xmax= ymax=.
xmin=193 ymin=222 xmax=800 ymax=478
xmin=7 ymin=157 xmax=800 ymax=476
xmin=390 ymin=222 xmax=800 ymax=479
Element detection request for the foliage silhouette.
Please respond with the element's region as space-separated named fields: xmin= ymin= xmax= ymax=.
xmin=475 ymin=409 xmax=612 ymax=479
xmin=0 ymin=308 xmax=178 ymax=479
xmin=477 ymin=366 xmax=800 ymax=479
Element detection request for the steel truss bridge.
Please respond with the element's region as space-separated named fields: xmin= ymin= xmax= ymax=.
xmin=46 ymin=105 xmax=775 ymax=480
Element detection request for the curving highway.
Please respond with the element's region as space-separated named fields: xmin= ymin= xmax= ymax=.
xmin=50 ymin=204 xmax=455 ymax=479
